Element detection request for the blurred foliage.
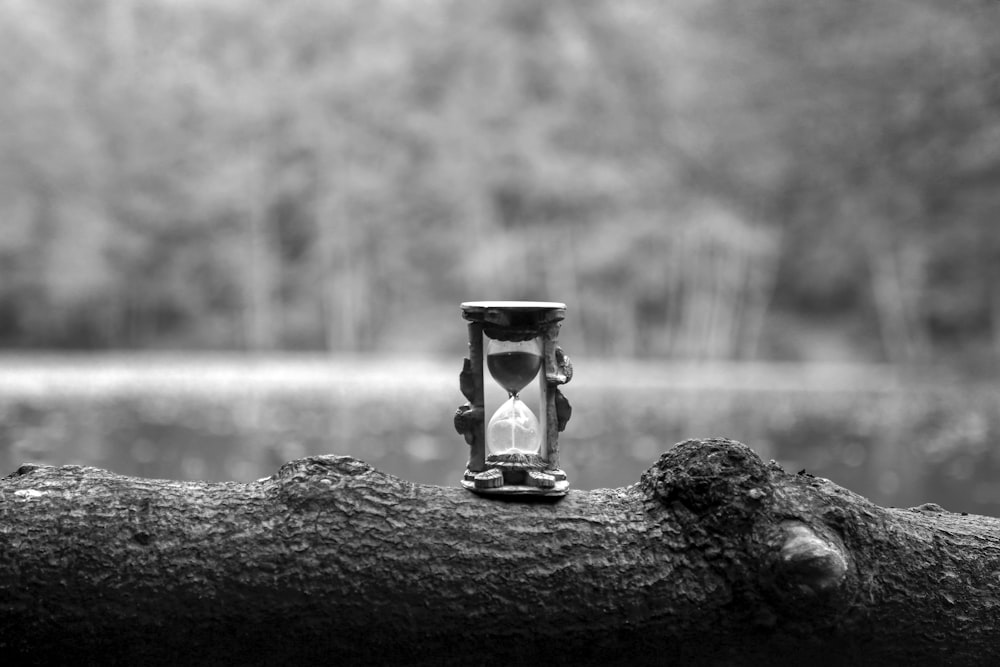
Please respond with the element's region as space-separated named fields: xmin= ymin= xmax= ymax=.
xmin=1 ymin=0 xmax=999 ymax=366
xmin=2 ymin=357 xmax=1000 ymax=515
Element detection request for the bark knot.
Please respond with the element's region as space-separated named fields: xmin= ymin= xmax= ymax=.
xmin=276 ymin=455 xmax=374 ymax=481
xmin=132 ymin=531 xmax=153 ymax=546
xmin=6 ymin=463 xmax=51 ymax=479
xmin=776 ymin=523 xmax=847 ymax=595
xmin=640 ymin=438 xmax=772 ymax=526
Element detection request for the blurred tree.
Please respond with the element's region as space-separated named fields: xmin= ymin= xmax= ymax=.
xmin=718 ymin=0 xmax=1000 ymax=363
xmin=0 ymin=0 xmax=997 ymax=363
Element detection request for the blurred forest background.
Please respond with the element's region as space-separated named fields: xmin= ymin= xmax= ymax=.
xmin=2 ymin=0 xmax=1000 ymax=512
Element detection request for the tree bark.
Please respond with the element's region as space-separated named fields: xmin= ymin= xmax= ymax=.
xmin=2 ymin=438 xmax=997 ymax=666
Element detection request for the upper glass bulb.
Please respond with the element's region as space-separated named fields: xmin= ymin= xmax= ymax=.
xmin=486 ymin=338 xmax=542 ymax=396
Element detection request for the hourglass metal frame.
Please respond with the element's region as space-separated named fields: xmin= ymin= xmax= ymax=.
xmin=455 ymin=301 xmax=572 ymax=496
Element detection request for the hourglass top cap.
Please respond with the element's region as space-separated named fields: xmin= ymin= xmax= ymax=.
xmin=461 ymin=301 xmax=566 ymax=312
xmin=461 ymin=301 xmax=566 ymax=333
xmin=462 ymin=302 xmax=566 ymax=339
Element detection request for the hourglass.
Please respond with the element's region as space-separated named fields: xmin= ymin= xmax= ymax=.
xmin=455 ymin=301 xmax=572 ymax=496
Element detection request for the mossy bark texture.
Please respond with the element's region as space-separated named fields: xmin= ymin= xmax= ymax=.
xmin=1 ymin=438 xmax=998 ymax=666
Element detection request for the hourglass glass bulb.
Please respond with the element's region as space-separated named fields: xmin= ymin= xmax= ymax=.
xmin=485 ymin=337 xmax=543 ymax=456
xmin=486 ymin=338 xmax=542 ymax=396
xmin=486 ymin=396 xmax=541 ymax=455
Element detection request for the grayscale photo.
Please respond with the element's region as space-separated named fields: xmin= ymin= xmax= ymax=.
xmin=1 ymin=0 xmax=998 ymax=664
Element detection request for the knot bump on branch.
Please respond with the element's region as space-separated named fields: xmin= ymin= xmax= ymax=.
xmin=776 ymin=523 xmax=848 ymax=595
xmin=640 ymin=438 xmax=773 ymax=528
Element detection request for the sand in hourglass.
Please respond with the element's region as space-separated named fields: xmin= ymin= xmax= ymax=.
xmin=487 ymin=350 xmax=542 ymax=395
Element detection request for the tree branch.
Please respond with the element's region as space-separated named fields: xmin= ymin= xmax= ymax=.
xmin=1 ymin=438 xmax=997 ymax=666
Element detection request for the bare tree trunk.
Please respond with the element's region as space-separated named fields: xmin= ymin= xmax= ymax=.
xmin=736 ymin=226 xmax=782 ymax=361
xmin=990 ymin=260 xmax=1000 ymax=361
xmin=544 ymin=224 xmax=587 ymax=355
xmin=315 ymin=121 xmax=369 ymax=353
xmin=867 ymin=240 xmax=929 ymax=364
xmin=243 ymin=184 xmax=277 ymax=351
xmin=1 ymin=438 xmax=997 ymax=666
xmin=993 ymin=290 xmax=1000 ymax=361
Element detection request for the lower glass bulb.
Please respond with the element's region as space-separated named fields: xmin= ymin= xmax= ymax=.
xmin=486 ymin=397 xmax=541 ymax=455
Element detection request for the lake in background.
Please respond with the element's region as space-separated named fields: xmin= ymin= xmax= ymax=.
xmin=2 ymin=354 xmax=998 ymax=515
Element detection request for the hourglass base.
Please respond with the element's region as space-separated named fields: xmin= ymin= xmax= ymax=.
xmin=462 ymin=467 xmax=569 ymax=497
